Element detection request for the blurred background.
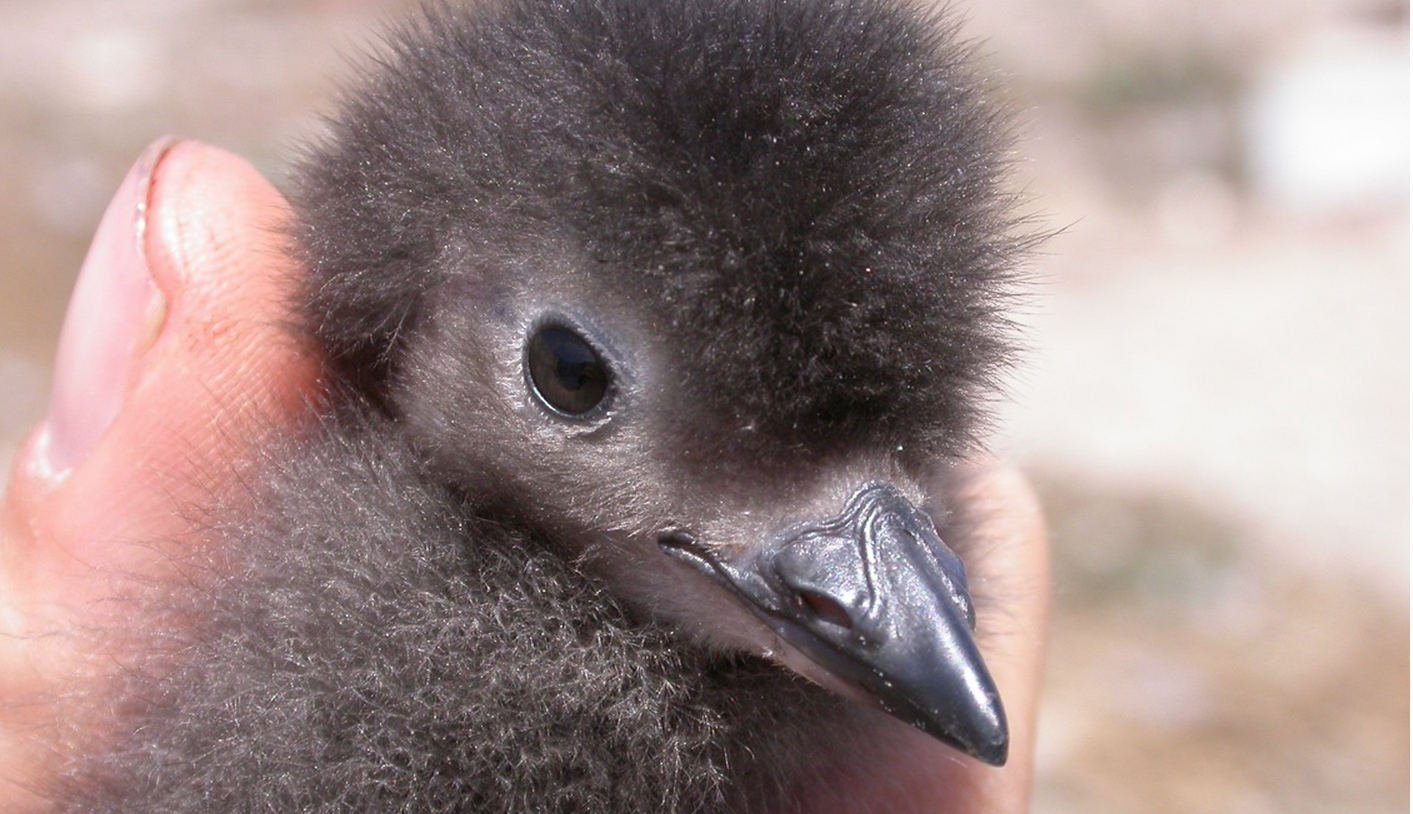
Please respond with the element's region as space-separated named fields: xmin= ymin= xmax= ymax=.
xmin=0 ymin=0 xmax=1406 ymax=810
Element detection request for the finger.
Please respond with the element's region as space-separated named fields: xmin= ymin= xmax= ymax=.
xmin=0 ymin=139 xmax=319 ymax=808
xmin=803 ymin=463 xmax=1051 ymax=814
xmin=3 ymin=138 xmax=319 ymax=615
xmin=944 ymin=464 xmax=1051 ymax=812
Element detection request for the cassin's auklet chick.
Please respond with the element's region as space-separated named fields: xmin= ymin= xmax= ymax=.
xmin=56 ymin=0 xmax=1027 ymax=811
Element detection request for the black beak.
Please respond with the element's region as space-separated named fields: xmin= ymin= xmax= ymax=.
xmin=659 ymin=481 xmax=1008 ymax=766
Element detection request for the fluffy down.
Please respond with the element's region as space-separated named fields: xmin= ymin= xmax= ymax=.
xmin=57 ymin=418 xmax=869 ymax=813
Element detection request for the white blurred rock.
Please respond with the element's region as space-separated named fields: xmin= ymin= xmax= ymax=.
xmin=1244 ymin=27 xmax=1409 ymax=213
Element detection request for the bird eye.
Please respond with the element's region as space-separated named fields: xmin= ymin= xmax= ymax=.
xmin=525 ymin=324 xmax=612 ymax=418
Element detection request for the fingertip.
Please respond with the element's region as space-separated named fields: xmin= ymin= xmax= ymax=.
xmin=799 ymin=465 xmax=1051 ymax=814
xmin=963 ymin=463 xmax=1051 ymax=813
xmin=140 ymin=139 xmax=323 ymax=431
xmin=4 ymin=140 xmax=321 ymax=602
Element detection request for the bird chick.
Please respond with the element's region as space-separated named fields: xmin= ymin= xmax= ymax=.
xmin=55 ymin=0 xmax=1026 ymax=811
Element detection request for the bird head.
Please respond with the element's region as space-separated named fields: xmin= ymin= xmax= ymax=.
xmin=293 ymin=0 xmax=1022 ymax=767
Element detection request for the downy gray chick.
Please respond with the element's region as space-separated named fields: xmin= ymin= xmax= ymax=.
xmin=57 ymin=0 xmax=1027 ymax=811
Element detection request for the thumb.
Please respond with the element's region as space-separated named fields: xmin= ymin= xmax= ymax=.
xmin=0 ymin=139 xmax=319 ymax=806
xmin=5 ymin=138 xmax=320 ymax=609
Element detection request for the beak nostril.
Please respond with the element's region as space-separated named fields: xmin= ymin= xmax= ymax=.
xmin=798 ymin=590 xmax=853 ymax=630
xmin=656 ymin=529 xmax=698 ymax=551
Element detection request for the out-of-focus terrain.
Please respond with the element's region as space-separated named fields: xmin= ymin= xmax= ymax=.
xmin=0 ymin=0 xmax=1406 ymax=811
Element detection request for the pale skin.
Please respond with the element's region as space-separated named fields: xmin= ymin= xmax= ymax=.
xmin=0 ymin=140 xmax=1051 ymax=814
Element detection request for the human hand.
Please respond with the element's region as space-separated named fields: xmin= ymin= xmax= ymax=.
xmin=0 ymin=140 xmax=1049 ymax=813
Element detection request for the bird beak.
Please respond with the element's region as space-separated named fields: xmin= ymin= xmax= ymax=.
xmin=659 ymin=481 xmax=1008 ymax=766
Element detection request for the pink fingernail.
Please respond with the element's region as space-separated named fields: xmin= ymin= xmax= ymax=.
xmin=40 ymin=138 xmax=180 ymax=475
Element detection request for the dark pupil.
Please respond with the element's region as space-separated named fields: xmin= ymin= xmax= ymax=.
xmin=527 ymin=326 xmax=609 ymax=416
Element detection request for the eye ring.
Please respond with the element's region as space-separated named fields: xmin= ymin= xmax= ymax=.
xmin=524 ymin=321 xmax=614 ymax=419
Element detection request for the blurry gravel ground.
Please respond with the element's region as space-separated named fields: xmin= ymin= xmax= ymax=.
xmin=0 ymin=0 xmax=1407 ymax=811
